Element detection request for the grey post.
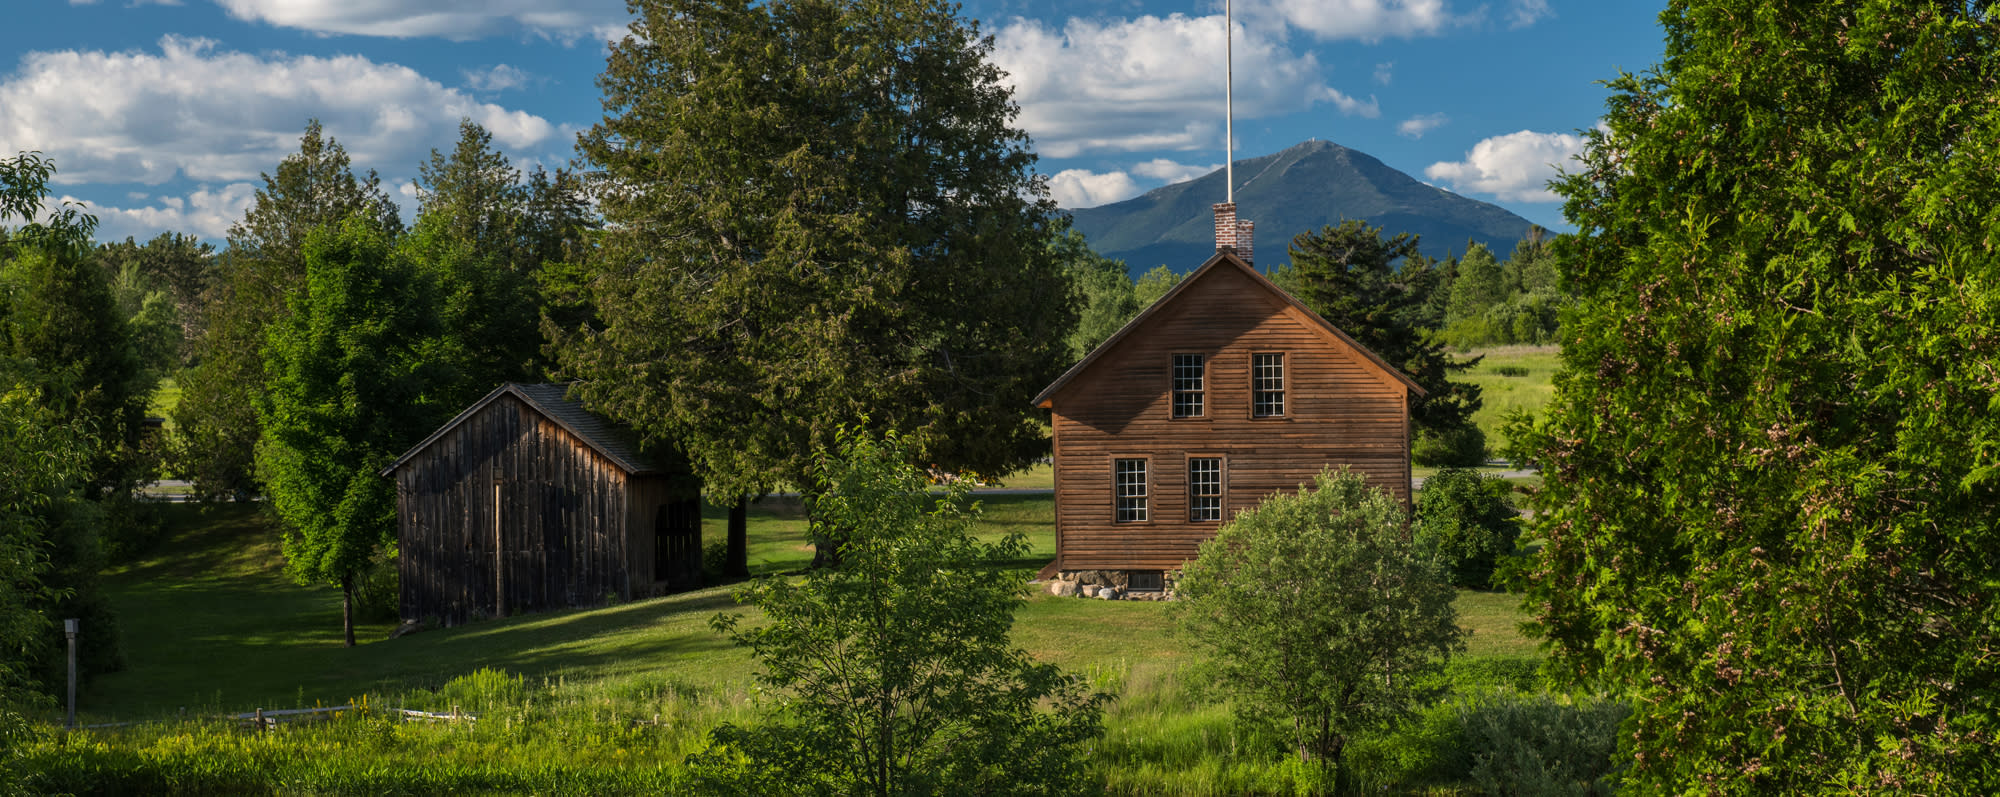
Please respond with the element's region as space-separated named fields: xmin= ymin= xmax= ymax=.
xmin=64 ymin=618 xmax=78 ymax=729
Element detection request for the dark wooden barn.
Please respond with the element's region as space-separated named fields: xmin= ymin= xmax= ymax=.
xmin=381 ymin=383 xmax=703 ymax=625
xmin=1033 ymin=203 xmax=1424 ymax=586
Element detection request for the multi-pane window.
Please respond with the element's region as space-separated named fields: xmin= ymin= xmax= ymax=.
xmin=1252 ymin=353 xmax=1286 ymax=417
xmin=1188 ymin=458 xmax=1222 ymax=522
xmin=1114 ymin=459 xmax=1149 ymax=522
xmin=1171 ymin=354 xmax=1205 ymax=418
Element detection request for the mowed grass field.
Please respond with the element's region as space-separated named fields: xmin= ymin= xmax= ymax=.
xmin=85 ymin=494 xmax=1534 ymax=723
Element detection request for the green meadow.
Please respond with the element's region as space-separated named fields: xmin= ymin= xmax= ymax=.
xmin=35 ymin=490 xmax=1571 ymax=794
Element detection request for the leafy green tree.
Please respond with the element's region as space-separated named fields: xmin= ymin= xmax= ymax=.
xmin=257 ymin=217 xmax=438 ymax=647
xmin=1444 ymin=242 xmax=1506 ymax=327
xmin=95 ymin=233 xmax=213 ymax=352
xmin=562 ymin=0 xmax=1076 ymax=534
xmin=1 ymin=245 xmax=145 ymax=494
xmin=695 ymin=428 xmax=1104 ymax=794
xmin=1413 ymin=467 xmax=1520 ymax=589
xmin=1282 ymin=220 xmax=1486 ymax=465
xmin=0 ymin=381 xmax=88 ymax=791
xmin=0 ymin=151 xmax=96 ymax=790
xmin=1176 ymin=468 xmax=1462 ymax=781
xmin=1516 ymin=2 xmax=2000 ymax=790
xmin=1132 ymin=263 xmax=1183 ymax=309
xmin=1051 ymin=219 xmax=1135 ymax=359
xmin=1448 ymin=241 xmax=1504 ymax=334
xmin=1501 ymin=227 xmax=1556 ymax=296
xmin=176 ymin=121 xmax=401 ymax=501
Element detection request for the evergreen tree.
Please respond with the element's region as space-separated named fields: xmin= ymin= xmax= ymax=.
xmin=1518 ymin=2 xmax=2000 ymax=789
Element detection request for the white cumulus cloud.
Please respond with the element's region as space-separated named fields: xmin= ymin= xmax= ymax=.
xmin=463 ymin=64 xmax=533 ymax=92
xmin=992 ymin=14 xmax=1372 ymax=158
xmin=1424 ymin=129 xmax=1588 ymax=202
xmin=1508 ymin=0 xmax=1554 ymax=29
xmin=1242 ymin=0 xmax=1553 ymax=40
xmin=0 ymin=35 xmax=557 ymax=187
xmin=1248 ymin=0 xmax=1460 ymax=40
xmin=63 ymin=182 xmax=259 ymax=241
xmin=211 ymin=0 xmax=629 ymax=41
xmin=1397 ymin=112 xmax=1448 ymax=139
xmin=1048 ymin=169 xmax=1144 ymax=208
xmin=1131 ymin=158 xmax=1219 ymax=183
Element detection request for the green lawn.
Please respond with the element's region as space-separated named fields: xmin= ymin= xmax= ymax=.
xmin=86 ymin=497 xmax=1533 ymax=723
xmin=1456 ymin=345 xmax=1560 ymax=457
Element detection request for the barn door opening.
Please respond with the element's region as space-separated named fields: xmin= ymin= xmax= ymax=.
xmin=654 ymin=499 xmax=702 ymax=591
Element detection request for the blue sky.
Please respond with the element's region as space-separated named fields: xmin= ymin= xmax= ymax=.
xmin=1 ymin=0 xmax=1667 ymax=245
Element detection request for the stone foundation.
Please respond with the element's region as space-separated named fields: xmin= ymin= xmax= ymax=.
xmin=1045 ymin=569 xmax=1179 ymax=601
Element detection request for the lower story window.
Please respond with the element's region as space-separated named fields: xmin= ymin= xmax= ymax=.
xmin=1188 ymin=458 xmax=1222 ymax=522
xmin=1128 ymin=571 xmax=1165 ymax=592
xmin=1114 ymin=459 xmax=1148 ymax=522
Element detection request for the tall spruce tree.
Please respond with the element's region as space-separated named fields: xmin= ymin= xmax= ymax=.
xmin=561 ymin=0 xmax=1076 ymax=530
xmin=407 ymin=120 xmax=587 ymax=402
xmin=1518 ymin=2 xmax=2000 ymax=790
xmin=174 ymin=121 xmax=400 ymax=500
xmin=1283 ymin=220 xmax=1485 ymax=466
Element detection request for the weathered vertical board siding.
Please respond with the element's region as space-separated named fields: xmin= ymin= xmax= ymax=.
xmin=1046 ymin=260 xmax=1414 ymax=572
xmin=391 ymin=392 xmax=698 ymax=626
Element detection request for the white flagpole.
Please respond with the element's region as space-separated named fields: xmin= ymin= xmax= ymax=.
xmin=1225 ymin=0 xmax=1234 ymax=203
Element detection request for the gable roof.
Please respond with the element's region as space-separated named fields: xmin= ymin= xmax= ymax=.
xmin=1033 ymin=249 xmax=1426 ymax=408
xmin=380 ymin=382 xmax=667 ymax=477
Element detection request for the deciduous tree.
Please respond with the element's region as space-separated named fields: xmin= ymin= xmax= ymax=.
xmin=1517 ymin=2 xmax=2000 ymax=790
xmin=695 ymin=428 xmax=1104 ymax=794
xmin=257 ymin=218 xmax=437 ymax=647
xmin=175 ymin=122 xmax=400 ymax=500
xmin=560 ymin=0 xmax=1076 ymax=530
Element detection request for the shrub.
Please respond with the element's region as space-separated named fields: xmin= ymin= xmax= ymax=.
xmin=1414 ymin=468 xmax=1521 ymax=589
xmin=1176 ymin=468 xmax=1463 ymax=784
xmin=351 ymin=553 xmax=400 ymax=624
xmin=1494 ymin=365 xmax=1529 ymax=377
xmin=1412 ymin=424 xmax=1487 ymax=468
xmin=700 ymin=539 xmax=731 ymax=585
xmin=1459 ymin=692 xmax=1629 ymax=796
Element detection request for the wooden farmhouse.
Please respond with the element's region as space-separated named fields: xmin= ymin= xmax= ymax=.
xmin=1034 ymin=203 xmax=1425 ymax=592
xmin=381 ymin=383 xmax=703 ymax=626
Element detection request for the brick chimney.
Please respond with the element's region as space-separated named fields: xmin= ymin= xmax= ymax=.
xmin=1213 ymin=202 xmax=1255 ymax=264
xmin=1213 ymin=202 xmax=1237 ymax=253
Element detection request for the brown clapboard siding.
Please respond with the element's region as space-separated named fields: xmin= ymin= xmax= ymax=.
xmin=385 ymin=385 xmax=703 ymax=626
xmin=1042 ymin=252 xmax=1417 ymax=574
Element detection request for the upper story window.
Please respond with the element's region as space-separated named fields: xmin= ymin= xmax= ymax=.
xmin=1188 ymin=457 xmax=1222 ymax=522
xmin=1114 ymin=458 xmax=1149 ymax=522
xmin=1171 ymin=354 xmax=1205 ymax=418
xmin=1252 ymin=353 xmax=1285 ymax=418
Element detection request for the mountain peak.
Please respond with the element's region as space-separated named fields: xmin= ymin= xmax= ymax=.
xmin=1067 ymin=140 xmax=1539 ymax=273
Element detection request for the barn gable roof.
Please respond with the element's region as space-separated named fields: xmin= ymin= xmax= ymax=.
xmin=1032 ymin=250 xmax=1426 ymax=408
xmin=380 ymin=382 xmax=666 ymax=477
